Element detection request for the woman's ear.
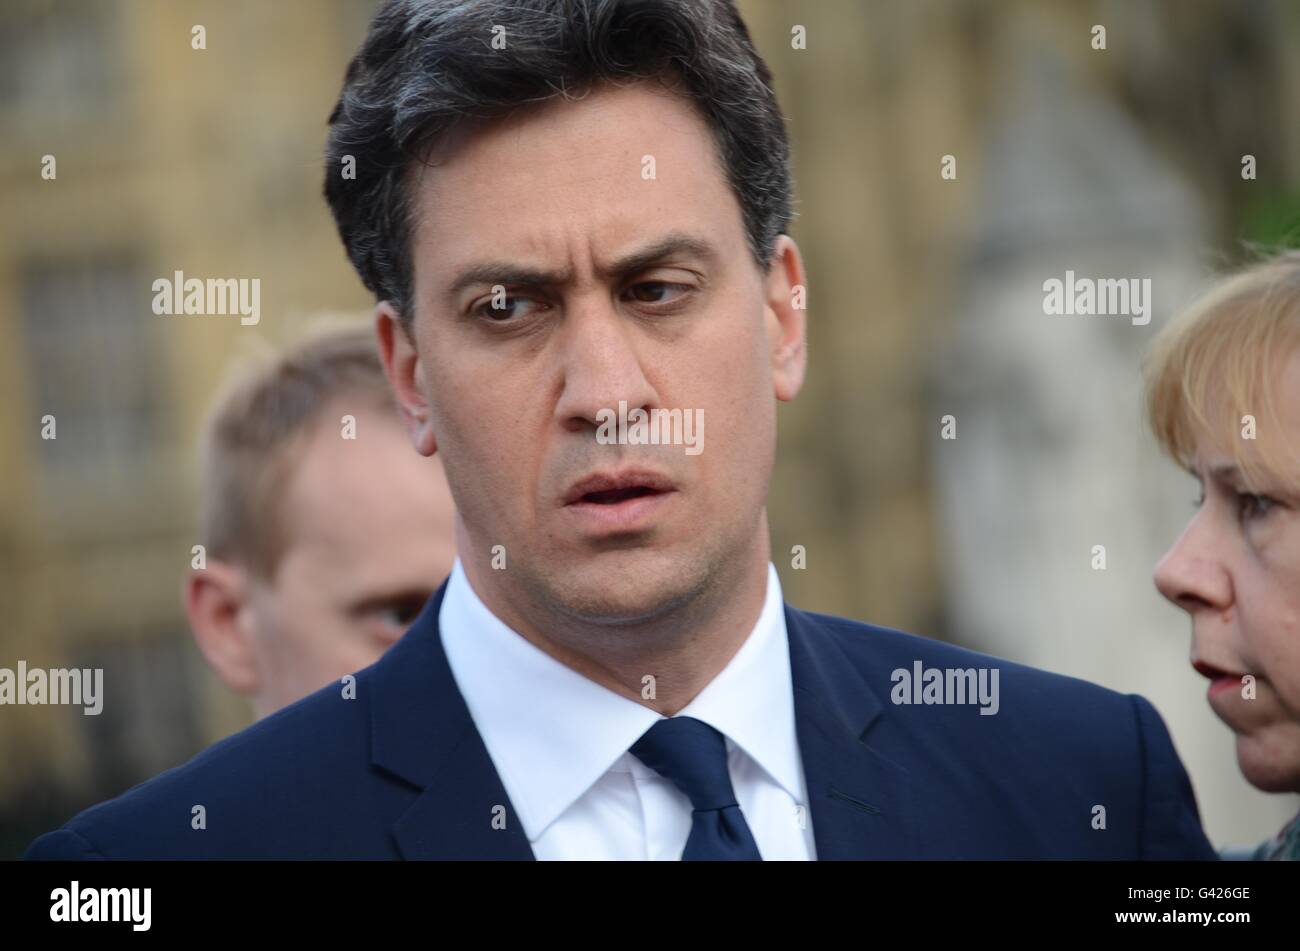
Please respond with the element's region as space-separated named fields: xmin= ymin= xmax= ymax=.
xmin=375 ymin=302 xmax=438 ymax=456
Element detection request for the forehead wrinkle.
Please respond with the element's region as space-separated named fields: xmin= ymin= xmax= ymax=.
xmin=413 ymin=85 xmax=747 ymax=315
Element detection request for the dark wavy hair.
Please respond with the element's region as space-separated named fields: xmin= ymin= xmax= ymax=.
xmin=323 ymin=0 xmax=793 ymax=322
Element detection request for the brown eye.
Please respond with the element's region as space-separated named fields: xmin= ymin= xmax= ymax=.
xmin=624 ymin=282 xmax=688 ymax=304
xmin=629 ymin=282 xmax=666 ymax=302
xmin=475 ymin=295 xmax=544 ymax=322
xmin=388 ymin=597 xmax=428 ymax=626
xmin=371 ymin=595 xmax=430 ymax=630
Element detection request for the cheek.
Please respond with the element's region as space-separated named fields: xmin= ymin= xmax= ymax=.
xmin=326 ymin=632 xmax=386 ymax=672
xmin=426 ymin=356 xmax=491 ymax=448
xmin=281 ymin=605 xmax=345 ymax=661
xmin=702 ymin=310 xmax=769 ymax=444
xmin=428 ymin=356 xmax=525 ymax=462
xmin=430 ymin=376 xmax=552 ymax=539
xmin=686 ymin=299 xmax=772 ymax=412
xmin=1236 ymin=565 xmax=1300 ymax=711
xmin=1259 ymin=609 xmax=1300 ymax=713
xmin=265 ymin=569 xmax=344 ymax=650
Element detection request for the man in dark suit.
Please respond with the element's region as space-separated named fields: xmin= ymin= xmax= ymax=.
xmin=28 ymin=0 xmax=1216 ymax=860
xmin=26 ymin=581 xmax=1213 ymax=859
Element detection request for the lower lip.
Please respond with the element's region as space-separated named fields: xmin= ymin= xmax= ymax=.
xmin=564 ymin=490 xmax=675 ymax=532
xmin=1207 ymin=676 xmax=1243 ymax=700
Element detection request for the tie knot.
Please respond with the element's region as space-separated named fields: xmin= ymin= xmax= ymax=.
xmin=629 ymin=716 xmax=737 ymax=812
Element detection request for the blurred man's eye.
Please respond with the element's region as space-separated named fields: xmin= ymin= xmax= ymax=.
xmin=358 ymin=594 xmax=432 ymax=641
xmin=376 ymin=596 xmax=429 ymax=627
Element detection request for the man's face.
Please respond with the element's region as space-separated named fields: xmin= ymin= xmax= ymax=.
xmin=245 ymin=404 xmax=456 ymax=714
xmin=1154 ymin=351 xmax=1300 ymax=793
xmin=395 ymin=80 xmax=804 ymax=625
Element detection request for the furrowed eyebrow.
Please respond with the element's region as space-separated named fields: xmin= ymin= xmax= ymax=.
xmin=447 ymin=263 xmax=571 ymax=298
xmin=601 ymin=233 xmax=719 ymax=278
xmin=444 ymin=232 xmax=718 ymax=298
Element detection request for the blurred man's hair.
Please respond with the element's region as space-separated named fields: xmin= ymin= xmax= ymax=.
xmin=199 ymin=324 xmax=400 ymax=579
xmin=323 ymin=0 xmax=792 ymax=323
xmin=1145 ymin=249 xmax=1300 ymax=486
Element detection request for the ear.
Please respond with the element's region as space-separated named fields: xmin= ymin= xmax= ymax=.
xmin=376 ymin=302 xmax=438 ymax=457
xmin=763 ymin=234 xmax=808 ymax=402
xmin=184 ymin=560 xmax=260 ymax=698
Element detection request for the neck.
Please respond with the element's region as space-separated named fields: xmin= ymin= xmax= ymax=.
xmin=460 ymin=517 xmax=773 ymax=716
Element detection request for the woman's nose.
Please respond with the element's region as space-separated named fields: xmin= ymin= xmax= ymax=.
xmin=1153 ymin=520 xmax=1232 ymax=613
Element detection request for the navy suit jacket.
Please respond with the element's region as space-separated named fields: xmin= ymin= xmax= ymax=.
xmin=27 ymin=581 xmax=1217 ymax=859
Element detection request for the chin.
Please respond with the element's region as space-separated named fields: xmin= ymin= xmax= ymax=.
xmin=1236 ymin=734 xmax=1300 ymax=794
xmin=548 ymin=547 xmax=708 ymax=624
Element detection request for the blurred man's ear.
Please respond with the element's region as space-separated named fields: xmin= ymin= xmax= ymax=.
xmin=185 ymin=560 xmax=260 ymax=698
xmin=375 ymin=302 xmax=438 ymax=457
xmin=764 ymin=234 xmax=808 ymax=403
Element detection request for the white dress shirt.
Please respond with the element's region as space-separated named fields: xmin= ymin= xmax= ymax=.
xmin=438 ymin=558 xmax=817 ymax=860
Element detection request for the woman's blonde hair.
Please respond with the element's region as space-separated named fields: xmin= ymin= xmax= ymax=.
xmin=1145 ymin=250 xmax=1300 ymax=487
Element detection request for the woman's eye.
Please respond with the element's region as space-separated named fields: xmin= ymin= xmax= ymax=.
xmin=1236 ymin=492 xmax=1278 ymax=521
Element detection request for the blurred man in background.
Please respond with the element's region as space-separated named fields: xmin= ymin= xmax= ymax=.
xmin=185 ymin=324 xmax=457 ymax=719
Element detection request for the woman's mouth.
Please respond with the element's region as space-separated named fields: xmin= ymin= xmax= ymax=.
xmin=1194 ymin=660 xmax=1250 ymax=701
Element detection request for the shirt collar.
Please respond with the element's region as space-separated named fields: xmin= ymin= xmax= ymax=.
xmin=673 ymin=563 xmax=804 ymax=803
xmin=437 ymin=559 xmax=801 ymax=842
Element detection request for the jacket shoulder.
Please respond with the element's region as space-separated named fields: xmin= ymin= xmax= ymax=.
xmin=26 ymin=671 xmax=379 ymax=860
xmin=791 ymin=605 xmax=1135 ymax=715
xmin=788 ymin=606 xmax=1216 ymax=858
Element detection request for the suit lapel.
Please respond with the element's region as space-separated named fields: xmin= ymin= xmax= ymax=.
xmin=370 ymin=582 xmax=913 ymax=860
xmin=370 ymin=580 xmax=535 ymax=860
xmin=786 ymin=605 xmax=915 ymax=859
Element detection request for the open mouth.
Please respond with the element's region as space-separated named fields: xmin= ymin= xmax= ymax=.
xmin=579 ymin=486 xmax=664 ymax=505
xmin=1194 ymin=661 xmax=1250 ymax=700
xmin=562 ymin=470 xmax=677 ymax=530
xmin=563 ymin=469 xmax=677 ymax=506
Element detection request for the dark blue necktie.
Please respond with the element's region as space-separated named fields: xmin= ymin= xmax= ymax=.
xmin=629 ymin=716 xmax=763 ymax=860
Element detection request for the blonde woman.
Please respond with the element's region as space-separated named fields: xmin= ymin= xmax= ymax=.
xmin=1146 ymin=250 xmax=1300 ymax=860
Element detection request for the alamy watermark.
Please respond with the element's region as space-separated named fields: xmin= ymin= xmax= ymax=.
xmin=1042 ymin=269 xmax=1151 ymax=326
xmin=1 ymin=662 xmax=102 ymax=715
xmin=50 ymin=882 xmax=150 ymax=931
xmin=151 ymin=270 xmax=260 ymax=326
xmin=890 ymin=660 xmax=1000 ymax=715
xmin=595 ymin=400 xmax=703 ymax=455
